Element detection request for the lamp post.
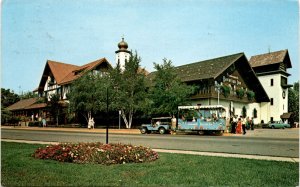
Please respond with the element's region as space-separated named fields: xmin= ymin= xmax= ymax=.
xmin=119 ymin=110 xmax=121 ymax=129
xmin=215 ymin=82 xmax=221 ymax=105
xmin=106 ymin=86 xmax=109 ymax=144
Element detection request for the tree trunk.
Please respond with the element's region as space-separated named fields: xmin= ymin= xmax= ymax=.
xmin=121 ymin=109 xmax=134 ymax=129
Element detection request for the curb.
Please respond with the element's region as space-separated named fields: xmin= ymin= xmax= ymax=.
xmin=2 ymin=139 xmax=298 ymax=163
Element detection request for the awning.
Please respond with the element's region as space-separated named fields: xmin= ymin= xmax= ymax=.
xmin=280 ymin=112 xmax=293 ymax=119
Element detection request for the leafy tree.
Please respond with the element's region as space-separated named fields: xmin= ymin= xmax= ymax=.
xmin=149 ymin=59 xmax=196 ymax=116
xmin=288 ymin=81 xmax=299 ymax=123
xmin=1 ymin=88 xmax=20 ymax=124
xmin=110 ymin=52 xmax=149 ymax=129
xmin=68 ymin=71 xmax=111 ymax=125
xmin=19 ymin=91 xmax=38 ymax=100
xmin=1 ymin=88 xmax=20 ymax=108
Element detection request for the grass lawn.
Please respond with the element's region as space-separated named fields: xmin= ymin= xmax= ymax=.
xmin=1 ymin=141 xmax=299 ymax=186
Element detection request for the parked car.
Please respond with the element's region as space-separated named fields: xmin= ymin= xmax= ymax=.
xmin=140 ymin=117 xmax=172 ymax=134
xmin=266 ymin=121 xmax=290 ymax=129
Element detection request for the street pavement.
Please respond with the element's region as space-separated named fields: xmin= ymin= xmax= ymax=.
xmin=1 ymin=126 xmax=299 ymax=139
xmin=1 ymin=126 xmax=299 ymax=163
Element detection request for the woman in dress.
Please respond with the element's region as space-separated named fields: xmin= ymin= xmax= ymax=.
xmin=236 ymin=118 xmax=242 ymax=134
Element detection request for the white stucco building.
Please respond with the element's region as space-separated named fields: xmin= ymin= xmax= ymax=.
xmin=249 ymin=49 xmax=292 ymax=123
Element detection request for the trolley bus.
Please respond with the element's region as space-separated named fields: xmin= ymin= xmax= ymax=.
xmin=176 ymin=105 xmax=226 ymax=135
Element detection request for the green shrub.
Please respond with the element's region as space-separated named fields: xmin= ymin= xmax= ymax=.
xmin=236 ymin=88 xmax=245 ymax=99
xmin=246 ymin=90 xmax=255 ymax=101
xmin=221 ymin=85 xmax=230 ymax=98
xmin=33 ymin=142 xmax=159 ymax=165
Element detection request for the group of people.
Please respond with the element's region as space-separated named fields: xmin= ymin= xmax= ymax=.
xmin=230 ymin=116 xmax=254 ymax=135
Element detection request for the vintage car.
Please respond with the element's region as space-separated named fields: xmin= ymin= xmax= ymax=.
xmin=140 ymin=117 xmax=172 ymax=134
xmin=266 ymin=121 xmax=291 ymax=129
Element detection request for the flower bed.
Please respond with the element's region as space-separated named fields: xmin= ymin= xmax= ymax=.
xmin=32 ymin=142 xmax=159 ymax=165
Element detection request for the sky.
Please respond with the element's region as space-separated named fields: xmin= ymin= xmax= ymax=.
xmin=1 ymin=0 xmax=299 ymax=94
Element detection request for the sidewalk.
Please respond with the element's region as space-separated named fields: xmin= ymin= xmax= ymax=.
xmin=1 ymin=126 xmax=141 ymax=134
xmin=2 ymin=138 xmax=298 ymax=163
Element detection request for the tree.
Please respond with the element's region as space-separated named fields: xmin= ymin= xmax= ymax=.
xmin=1 ymin=88 xmax=20 ymax=108
xmin=47 ymin=93 xmax=61 ymax=126
xmin=149 ymin=59 xmax=196 ymax=116
xmin=288 ymin=81 xmax=299 ymax=123
xmin=68 ymin=71 xmax=111 ymax=125
xmin=110 ymin=52 xmax=149 ymax=129
xmin=1 ymin=88 xmax=20 ymax=124
xmin=20 ymin=91 xmax=38 ymax=100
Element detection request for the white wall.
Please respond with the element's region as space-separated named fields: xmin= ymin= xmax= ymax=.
xmin=116 ymin=51 xmax=130 ymax=71
xmin=258 ymin=74 xmax=288 ymax=121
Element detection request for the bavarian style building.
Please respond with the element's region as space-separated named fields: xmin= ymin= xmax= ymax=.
xmin=7 ymin=38 xmax=293 ymax=126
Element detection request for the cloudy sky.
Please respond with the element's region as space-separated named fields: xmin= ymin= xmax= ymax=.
xmin=2 ymin=0 xmax=299 ymax=93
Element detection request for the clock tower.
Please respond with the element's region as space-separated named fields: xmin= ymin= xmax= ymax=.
xmin=249 ymin=49 xmax=292 ymax=123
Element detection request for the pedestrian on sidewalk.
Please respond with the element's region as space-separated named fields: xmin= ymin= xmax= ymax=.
xmin=242 ymin=116 xmax=246 ymax=135
xmin=42 ymin=118 xmax=47 ymax=127
xmin=231 ymin=115 xmax=237 ymax=134
xmin=236 ymin=117 xmax=242 ymax=134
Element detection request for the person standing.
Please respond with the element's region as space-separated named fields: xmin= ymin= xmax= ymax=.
xmin=232 ymin=115 xmax=237 ymax=134
xmin=236 ymin=118 xmax=242 ymax=134
xmin=242 ymin=116 xmax=246 ymax=135
xmin=42 ymin=118 xmax=46 ymax=127
xmin=250 ymin=117 xmax=254 ymax=130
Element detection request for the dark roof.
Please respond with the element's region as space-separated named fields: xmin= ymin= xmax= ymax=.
xmin=280 ymin=112 xmax=293 ymax=119
xmin=6 ymin=98 xmax=38 ymax=111
xmin=148 ymin=53 xmax=244 ymax=82
xmin=147 ymin=52 xmax=269 ymax=103
xmin=249 ymin=49 xmax=292 ymax=68
xmin=175 ymin=53 xmax=244 ymax=82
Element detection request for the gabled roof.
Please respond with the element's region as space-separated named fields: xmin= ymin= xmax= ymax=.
xmin=174 ymin=53 xmax=244 ymax=82
xmin=47 ymin=60 xmax=79 ymax=84
xmin=148 ymin=53 xmax=245 ymax=82
xmin=38 ymin=61 xmax=79 ymax=90
xmin=249 ymin=49 xmax=292 ymax=68
xmin=38 ymin=58 xmax=112 ymax=89
xmin=6 ymin=98 xmax=38 ymax=111
xmin=147 ymin=52 xmax=269 ymax=102
xmin=60 ymin=58 xmax=111 ymax=85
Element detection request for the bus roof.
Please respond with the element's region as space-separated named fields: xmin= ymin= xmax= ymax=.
xmin=178 ymin=105 xmax=226 ymax=110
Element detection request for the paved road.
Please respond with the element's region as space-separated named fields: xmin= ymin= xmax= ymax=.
xmin=2 ymin=128 xmax=298 ymax=158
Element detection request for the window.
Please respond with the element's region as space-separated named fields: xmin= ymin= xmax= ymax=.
xmin=270 ymin=79 xmax=273 ymax=86
xmin=283 ymin=104 xmax=284 ymax=110
xmin=270 ymin=98 xmax=273 ymax=105
xmin=270 ymin=117 xmax=274 ymax=122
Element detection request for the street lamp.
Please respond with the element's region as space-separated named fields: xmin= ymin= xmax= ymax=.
xmin=119 ymin=110 xmax=121 ymax=129
xmin=106 ymin=86 xmax=109 ymax=144
xmin=215 ymin=81 xmax=221 ymax=105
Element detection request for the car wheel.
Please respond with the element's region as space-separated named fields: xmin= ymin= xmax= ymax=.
xmin=271 ymin=125 xmax=275 ymax=129
xmin=159 ymin=127 xmax=166 ymax=134
xmin=140 ymin=127 xmax=148 ymax=134
xmin=198 ymin=130 xmax=205 ymax=135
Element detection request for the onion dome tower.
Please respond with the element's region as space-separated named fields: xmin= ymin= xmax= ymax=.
xmin=115 ymin=37 xmax=131 ymax=71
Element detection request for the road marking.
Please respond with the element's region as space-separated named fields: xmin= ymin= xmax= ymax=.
xmin=2 ymin=138 xmax=298 ymax=163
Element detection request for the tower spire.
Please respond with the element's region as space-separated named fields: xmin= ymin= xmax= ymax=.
xmin=115 ymin=37 xmax=131 ymax=71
